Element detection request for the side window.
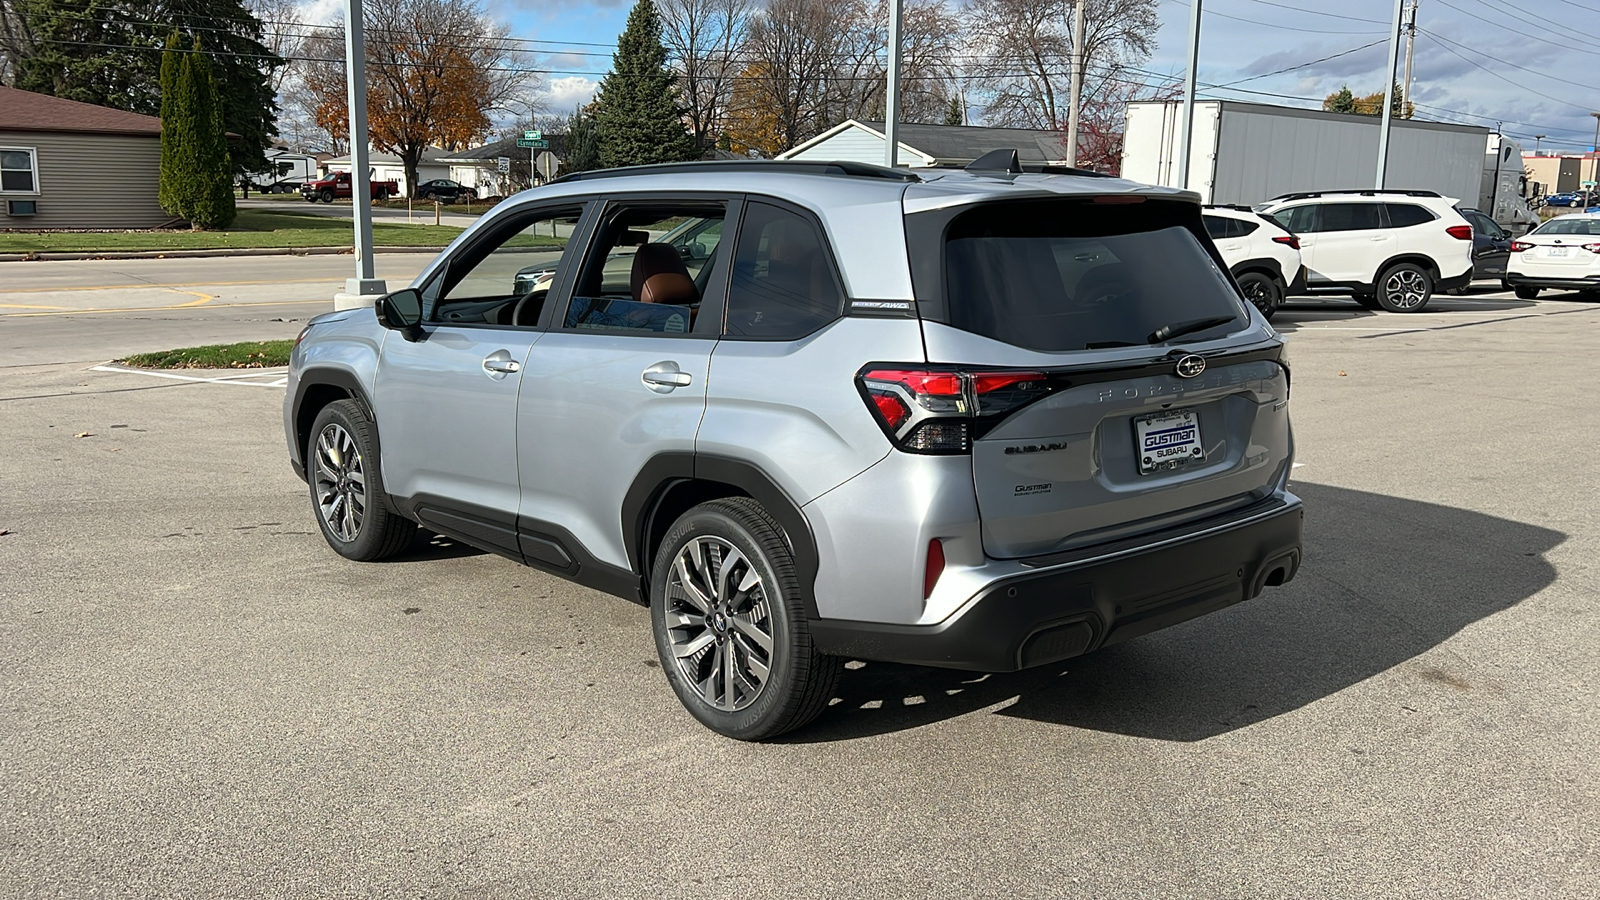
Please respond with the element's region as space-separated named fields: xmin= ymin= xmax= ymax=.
xmin=724 ymin=202 xmax=844 ymax=339
xmin=1270 ymin=206 xmax=1317 ymax=234
xmin=429 ymin=205 xmax=583 ymax=327
xmin=1384 ymin=203 xmax=1437 ymax=228
xmin=1203 ymin=215 xmax=1231 ymax=239
xmin=1234 ymin=218 xmax=1260 ymax=237
xmin=1319 ymin=203 xmax=1383 ymax=232
xmin=563 ymin=201 xmax=727 ymax=335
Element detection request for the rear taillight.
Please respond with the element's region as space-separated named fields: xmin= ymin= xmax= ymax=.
xmin=1582 ymin=243 xmax=1600 ymax=254
xmin=294 ymin=325 xmax=312 ymax=346
xmin=1446 ymin=225 xmax=1474 ymax=240
xmin=1510 ymin=240 xmax=1534 ymax=252
xmin=1272 ymin=235 xmax=1300 ymax=250
xmin=858 ymin=366 xmax=1053 ymax=454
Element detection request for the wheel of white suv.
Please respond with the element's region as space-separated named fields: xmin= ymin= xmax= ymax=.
xmin=650 ymin=498 xmax=842 ymax=741
xmin=1376 ymin=262 xmax=1433 ymax=312
xmin=307 ymin=400 xmax=416 ymax=561
xmin=1236 ymin=271 xmax=1282 ymax=319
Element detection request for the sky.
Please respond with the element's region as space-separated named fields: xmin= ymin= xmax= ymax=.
xmin=299 ymin=0 xmax=1600 ymax=152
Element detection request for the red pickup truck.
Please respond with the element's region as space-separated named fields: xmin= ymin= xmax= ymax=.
xmin=301 ymin=171 xmax=401 ymax=203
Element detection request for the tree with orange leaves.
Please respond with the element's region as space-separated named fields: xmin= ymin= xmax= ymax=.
xmin=300 ymin=0 xmax=533 ymax=195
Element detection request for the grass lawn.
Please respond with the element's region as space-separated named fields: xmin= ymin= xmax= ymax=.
xmin=120 ymin=340 xmax=295 ymax=368
xmin=0 ymin=209 xmax=470 ymax=253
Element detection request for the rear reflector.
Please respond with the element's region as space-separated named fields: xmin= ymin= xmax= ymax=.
xmin=1272 ymin=235 xmax=1300 ymax=250
xmin=1446 ymin=225 xmax=1473 ymax=240
xmin=924 ymin=539 xmax=945 ymax=599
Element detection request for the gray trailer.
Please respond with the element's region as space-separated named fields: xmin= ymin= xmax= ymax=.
xmin=1121 ymin=99 xmax=1487 ymax=210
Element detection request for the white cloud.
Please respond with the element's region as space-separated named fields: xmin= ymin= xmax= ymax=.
xmin=296 ymin=0 xmax=345 ymax=26
xmin=543 ymin=75 xmax=600 ymax=112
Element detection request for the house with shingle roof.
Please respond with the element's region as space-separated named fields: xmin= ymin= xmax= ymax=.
xmin=777 ymin=119 xmax=1070 ymax=169
xmin=0 ymin=86 xmax=169 ymax=228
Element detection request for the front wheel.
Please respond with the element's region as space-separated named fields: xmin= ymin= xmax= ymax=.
xmin=1376 ymin=263 xmax=1433 ymax=312
xmin=1514 ymin=285 xmax=1540 ymax=300
xmin=650 ymin=498 xmax=841 ymax=741
xmin=307 ymin=400 xmax=416 ymax=561
xmin=319 ymin=189 xmax=335 ymax=203
xmin=1236 ymin=271 xmax=1283 ymax=320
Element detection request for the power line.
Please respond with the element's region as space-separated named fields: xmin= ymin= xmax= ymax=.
xmin=1415 ymin=31 xmax=1596 ymax=113
xmin=1167 ymin=0 xmax=1388 ymax=35
xmin=1212 ymin=39 xmax=1387 ymax=88
xmin=1228 ymin=0 xmax=1386 ymax=25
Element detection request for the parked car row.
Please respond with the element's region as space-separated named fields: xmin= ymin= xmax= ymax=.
xmin=1538 ymin=190 xmax=1598 ymax=208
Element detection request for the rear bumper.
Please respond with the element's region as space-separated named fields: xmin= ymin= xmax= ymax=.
xmin=810 ymin=495 xmax=1304 ymax=672
xmin=1286 ymin=265 xmax=1307 ymax=295
xmin=1435 ymin=268 xmax=1475 ymax=292
xmin=1506 ymin=272 xmax=1600 ymax=291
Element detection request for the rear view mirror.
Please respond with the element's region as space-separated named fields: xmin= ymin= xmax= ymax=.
xmin=375 ymin=288 xmax=424 ymax=340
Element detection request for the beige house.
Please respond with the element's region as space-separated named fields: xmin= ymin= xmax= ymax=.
xmin=0 ymin=86 xmax=168 ymax=229
xmin=1523 ymin=152 xmax=1600 ymax=197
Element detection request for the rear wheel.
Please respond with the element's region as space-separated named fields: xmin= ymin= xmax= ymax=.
xmin=307 ymin=400 xmax=416 ymax=561
xmin=650 ymin=498 xmax=841 ymax=741
xmin=1514 ymin=285 xmax=1541 ymax=300
xmin=1376 ymin=263 xmax=1433 ymax=312
xmin=375 ymin=188 xmax=389 ymax=201
xmin=1236 ymin=271 xmax=1282 ymax=320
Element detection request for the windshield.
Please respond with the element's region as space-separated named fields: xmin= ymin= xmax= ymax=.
xmin=1532 ymin=217 xmax=1600 ymax=236
xmin=939 ymin=199 xmax=1246 ymax=352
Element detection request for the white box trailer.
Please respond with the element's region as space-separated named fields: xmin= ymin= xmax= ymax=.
xmin=1122 ymin=99 xmax=1488 ymax=210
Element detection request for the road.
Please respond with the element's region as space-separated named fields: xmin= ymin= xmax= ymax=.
xmin=1 ymin=260 xmax=1597 ymax=897
xmin=0 ymin=254 xmax=432 ymax=367
xmin=239 ymin=197 xmax=485 ymax=229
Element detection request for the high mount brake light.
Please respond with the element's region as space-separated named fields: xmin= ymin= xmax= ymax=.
xmin=1272 ymin=235 xmax=1300 ymax=250
xmin=859 ymin=367 xmax=1054 ymax=454
xmin=1093 ymin=195 xmax=1146 ymax=204
xmin=1446 ymin=225 xmax=1474 ymax=240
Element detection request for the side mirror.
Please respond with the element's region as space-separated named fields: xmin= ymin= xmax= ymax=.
xmin=375 ymin=288 xmax=424 ymax=341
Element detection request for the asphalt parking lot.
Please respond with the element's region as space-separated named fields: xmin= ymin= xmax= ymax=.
xmin=2 ymin=261 xmax=1597 ymax=897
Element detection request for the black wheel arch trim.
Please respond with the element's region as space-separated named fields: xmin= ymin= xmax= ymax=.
xmin=622 ymin=453 xmax=822 ymax=618
xmin=1230 ymin=257 xmax=1288 ymax=285
xmin=294 ymin=369 xmax=396 ymax=514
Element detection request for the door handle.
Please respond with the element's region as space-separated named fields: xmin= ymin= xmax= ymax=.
xmin=642 ymin=361 xmax=692 ymax=392
xmin=483 ymin=358 xmax=521 ymax=373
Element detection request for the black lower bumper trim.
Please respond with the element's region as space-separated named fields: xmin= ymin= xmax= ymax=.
xmin=1435 ymin=269 xmax=1474 ymax=292
xmin=810 ymin=496 xmax=1304 ymax=672
xmin=1505 ymin=273 xmax=1600 ymax=291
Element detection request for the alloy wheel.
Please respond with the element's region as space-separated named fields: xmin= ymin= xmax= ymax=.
xmin=313 ymin=423 xmax=367 ymax=542
xmin=663 ymin=536 xmax=775 ymax=712
xmin=1384 ymin=269 xmax=1429 ymax=310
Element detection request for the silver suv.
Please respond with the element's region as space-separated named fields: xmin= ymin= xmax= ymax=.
xmin=284 ymin=158 xmax=1303 ymax=740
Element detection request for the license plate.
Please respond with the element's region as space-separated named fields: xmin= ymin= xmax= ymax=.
xmin=1136 ymin=410 xmax=1204 ymax=474
xmin=1548 ymin=246 xmax=1569 ymax=257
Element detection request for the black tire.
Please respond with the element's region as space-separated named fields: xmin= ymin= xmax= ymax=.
xmin=306 ymin=400 xmax=416 ymax=561
xmin=320 ymin=189 xmax=335 ymax=203
xmin=1375 ymin=262 xmax=1434 ymax=312
xmin=1514 ymin=285 xmax=1541 ymax=300
xmin=305 ymin=194 xmax=318 ymax=203
xmin=650 ymin=498 xmax=841 ymax=741
xmin=1351 ymin=292 xmax=1381 ymax=310
xmin=1236 ymin=271 xmax=1283 ymax=320
xmin=375 ymin=188 xmax=389 ymax=201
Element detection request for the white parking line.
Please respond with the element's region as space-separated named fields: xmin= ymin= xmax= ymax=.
xmin=90 ymin=364 xmax=288 ymax=387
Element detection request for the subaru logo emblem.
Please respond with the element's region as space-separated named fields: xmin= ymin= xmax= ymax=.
xmin=1174 ymin=355 xmax=1206 ymax=378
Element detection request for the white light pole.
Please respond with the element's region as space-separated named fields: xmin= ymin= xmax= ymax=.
xmin=1375 ymin=0 xmax=1406 ymax=190
xmin=884 ymin=0 xmax=903 ymax=168
xmin=1065 ymin=0 xmax=1088 ymax=167
xmin=337 ymin=0 xmax=385 ymax=309
xmin=1175 ymin=0 xmax=1202 ymax=190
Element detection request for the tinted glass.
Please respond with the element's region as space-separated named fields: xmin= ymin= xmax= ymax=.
xmin=724 ymin=202 xmax=843 ymax=339
xmin=1533 ymin=217 xmax=1600 ymax=236
xmin=941 ymin=200 xmax=1245 ymax=353
xmin=1203 ymin=215 xmax=1232 ymax=239
xmin=1269 ymin=205 xmax=1316 ymax=233
xmin=1235 ymin=218 xmax=1260 ymax=236
xmin=1318 ymin=203 xmax=1383 ymax=232
xmin=565 ymin=203 xmax=727 ymax=334
xmin=1384 ymin=203 xmax=1436 ymax=228
xmin=431 ymin=207 xmax=582 ymax=327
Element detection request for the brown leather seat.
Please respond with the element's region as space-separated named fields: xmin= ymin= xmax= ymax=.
xmin=630 ymin=243 xmax=699 ymax=306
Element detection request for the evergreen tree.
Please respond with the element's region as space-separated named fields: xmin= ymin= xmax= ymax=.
xmin=187 ymin=38 xmax=236 ymax=228
xmin=158 ymin=32 xmax=186 ymax=218
xmin=944 ymin=96 xmax=964 ymax=127
xmin=591 ymin=0 xmax=695 ymax=168
xmin=564 ymin=106 xmax=602 ymax=174
xmin=1324 ymin=85 xmax=1357 ymax=115
xmin=16 ymin=0 xmax=281 ymax=176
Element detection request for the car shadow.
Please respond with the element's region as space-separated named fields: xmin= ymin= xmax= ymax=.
xmin=382 ymin=530 xmax=487 ymax=562
xmin=784 ymin=482 xmax=1562 ymax=744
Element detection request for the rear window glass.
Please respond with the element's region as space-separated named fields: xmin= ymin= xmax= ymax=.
xmin=1533 ymin=217 xmax=1600 ymax=236
xmin=1384 ymin=203 xmax=1436 ymax=227
xmin=941 ymin=200 xmax=1246 ymax=352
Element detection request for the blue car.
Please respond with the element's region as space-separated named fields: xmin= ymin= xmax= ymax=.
xmin=1544 ymin=191 xmax=1597 ymax=208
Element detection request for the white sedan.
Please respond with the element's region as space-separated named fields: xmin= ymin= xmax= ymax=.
xmin=1505 ymin=213 xmax=1600 ymax=299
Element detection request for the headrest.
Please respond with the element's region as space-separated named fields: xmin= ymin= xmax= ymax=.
xmin=630 ymin=243 xmax=694 ymax=302
xmin=639 ymin=270 xmax=698 ymax=306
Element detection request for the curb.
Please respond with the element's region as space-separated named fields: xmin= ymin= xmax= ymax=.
xmin=0 ymin=246 xmax=443 ymax=262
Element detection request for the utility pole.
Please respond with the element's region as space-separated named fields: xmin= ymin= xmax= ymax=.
xmin=1175 ymin=0 xmax=1201 ymax=190
xmin=337 ymin=0 xmax=385 ymax=309
xmin=1064 ymin=0 xmax=1088 ymax=167
xmin=1591 ymin=112 xmax=1600 ymax=190
xmin=1401 ymin=0 xmax=1419 ymax=116
xmin=1375 ymin=0 xmax=1406 ymax=189
xmin=883 ymin=0 xmax=903 ymax=168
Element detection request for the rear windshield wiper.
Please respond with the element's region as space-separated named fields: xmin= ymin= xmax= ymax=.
xmin=1148 ymin=316 xmax=1236 ymax=344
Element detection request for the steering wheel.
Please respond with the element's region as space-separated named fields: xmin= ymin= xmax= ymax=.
xmin=510 ymin=289 xmax=547 ymax=327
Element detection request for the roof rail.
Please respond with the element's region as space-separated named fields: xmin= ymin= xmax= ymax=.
xmin=1267 ymin=188 xmax=1443 ymax=202
xmin=1203 ymin=203 xmax=1257 ymax=211
xmin=549 ymin=159 xmax=921 ymax=185
xmin=944 ymin=150 xmax=1113 ymax=179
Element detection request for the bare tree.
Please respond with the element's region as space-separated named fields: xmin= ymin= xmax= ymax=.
xmin=659 ymin=0 xmax=752 ymax=152
xmin=244 ymin=0 xmax=304 ymax=93
xmin=0 ymin=0 xmax=35 ymax=85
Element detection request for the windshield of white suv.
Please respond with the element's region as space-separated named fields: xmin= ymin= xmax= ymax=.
xmin=937 ymin=199 xmax=1247 ymax=352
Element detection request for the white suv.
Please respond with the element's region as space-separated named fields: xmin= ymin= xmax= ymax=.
xmin=1202 ymin=206 xmax=1304 ymax=319
xmin=1255 ymin=190 xmax=1475 ymax=312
